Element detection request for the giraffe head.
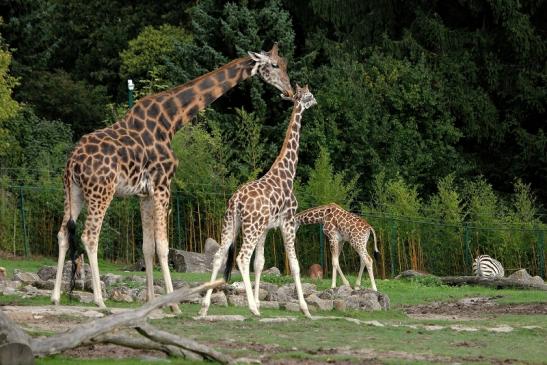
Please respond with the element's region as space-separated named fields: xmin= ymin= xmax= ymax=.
xmin=293 ymin=84 xmax=317 ymax=110
xmin=249 ymin=43 xmax=294 ymax=98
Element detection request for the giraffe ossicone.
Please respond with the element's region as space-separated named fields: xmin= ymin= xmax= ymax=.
xmin=200 ymin=84 xmax=316 ymax=319
xmin=51 ymin=43 xmax=294 ymax=311
xmin=295 ymin=203 xmax=380 ymax=291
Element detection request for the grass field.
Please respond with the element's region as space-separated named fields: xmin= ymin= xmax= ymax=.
xmin=1 ymin=255 xmax=546 ymax=364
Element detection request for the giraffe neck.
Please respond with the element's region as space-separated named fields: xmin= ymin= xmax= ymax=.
xmin=267 ymin=102 xmax=304 ymax=181
xmin=119 ymin=56 xmax=255 ymax=142
xmin=295 ymin=205 xmax=330 ymax=225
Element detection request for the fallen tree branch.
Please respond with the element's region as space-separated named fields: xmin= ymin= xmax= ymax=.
xmin=136 ymin=322 xmax=232 ymax=364
xmin=440 ymin=276 xmax=547 ymax=290
xmin=92 ymin=331 xmax=203 ymax=360
xmin=30 ymin=279 xmax=224 ymax=357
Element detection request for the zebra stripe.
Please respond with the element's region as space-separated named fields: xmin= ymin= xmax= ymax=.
xmin=472 ymin=255 xmax=505 ymax=278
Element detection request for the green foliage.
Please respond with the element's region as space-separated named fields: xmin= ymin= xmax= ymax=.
xmin=15 ymin=70 xmax=109 ymax=138
xmin=297 ymin=146 xmax=357 ymax=210
xmin=120 ymin=24 xmax=192 ymax=83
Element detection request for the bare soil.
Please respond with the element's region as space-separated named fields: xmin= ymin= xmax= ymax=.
xmin=405 ymin=296 xmax=547 ymax=320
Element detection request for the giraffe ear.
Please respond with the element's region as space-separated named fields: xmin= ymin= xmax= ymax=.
xmin=269 ymin=42 xmax=279 ymax=58
xmin=248 ymin=51 xmax=268 ymax=63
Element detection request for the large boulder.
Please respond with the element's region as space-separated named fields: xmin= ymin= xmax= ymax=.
xmin=508 ymin=269 xmax=545 ymax=285
xmin=13 ymin=270 xmax=40 ymax=285
xmin=344 ymin=289 xmax=390 ymax=311
xmin=262 ymin=267 xmax=281 ymax=276
xmin=169 ymin=238 xmax=225 ymax=273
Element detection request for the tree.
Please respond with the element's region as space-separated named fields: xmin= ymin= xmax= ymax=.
xmin=297 ymin=146 xmax=357 ymax=210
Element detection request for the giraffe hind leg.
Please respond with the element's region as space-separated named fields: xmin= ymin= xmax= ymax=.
xmin=51 ymin=183 xmax=83 ymax=305
xmin=199 ymin=210 xmax=240 ymax=317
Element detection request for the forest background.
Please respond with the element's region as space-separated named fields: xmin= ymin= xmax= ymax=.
xmin=0 ymin=0 xmax=545 ymax=278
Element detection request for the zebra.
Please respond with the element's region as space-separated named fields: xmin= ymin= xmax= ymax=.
xmin=472 ymin=255 xmax=505 ymax=278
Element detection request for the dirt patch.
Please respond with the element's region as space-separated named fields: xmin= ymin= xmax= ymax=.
xmin=62 ymin=343 xmax=166 ymax=360
xmin=405 ymin=296 xmax=547 ymax=320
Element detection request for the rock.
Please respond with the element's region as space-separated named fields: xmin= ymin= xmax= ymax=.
xmin=3 ymin=281 xmax=22 ymax=290
xmin=333 ymin=299 xmax=347 ymax=311
xmin=127 ymin=275 xmax=146 ymax=285
xmin=126 ymin=258 xmax=146 ymax=272
xmin=283 ymin=301 xmax=301 ymax=312
xmin=180 ymin=292 xmax=202 ymax=304
xmin=376 ymin=291 xmax=390 ymax=310
xmin=109 ymin=287 xmax=133 ymax=302
xmin=32 ymin=279 xmax=55 ymax=290
xmin=302 ymin=283 xmax=318 ymax=297
xmin=276 ymin=285 xmax=295 ymax=303
xmin=2 ymin=287 xmax=17 ymax=296
xmin=169 ymin=248 xmax=206 ymax=273
xmin=101 ymin=273 xmax=123 ymax=287
xmin=13 ymin=271 xmax=40 ymax=284
xmin=36 ymin=266 xmax=57 ymax=281
xmin=335 ymin=285 xmax=353 ymax=299
xmin=84 ymin=279 xmax=106 ymax=296
xmin=70 ymin=291 xmax=94 ymax=304
xmin=395 ymin=270 xmax=428 ymax=279
xmin=227 ymin=294 xmax=247 ymax=307
xmin=259 ymin=282 xmax=278 ymax=301
xmin=21 ymin=285 xmax=38 ymax=296
xmin=306 ymin=294 xmax=333 ymax=311
xmin=153 ymin=285 xmax=165 ymax=295
xmin=345 ymin=289 xmax=386 ymax=311
xmin=131 ymin=288 xmax=147 ymax=303
xmin=259 ymin=301 xmax=280 ymax=309
xmin=508 ymin=269 xmax=545 ymax=285
xmin=172 ymin=280 xmax=191 ymax=290
xmin=211 ymin=292 xmax=228 ymax=307
xmin=262 ymin=267 xmax=281 ymax=276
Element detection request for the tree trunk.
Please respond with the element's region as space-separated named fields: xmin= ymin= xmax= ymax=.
xmin=440 ymin=276 xmax=547 ymax=290
xmin=1 ymin=279 xmax=229 ymax=364
xmin=0 ymin=311 xmax=34 ymax=365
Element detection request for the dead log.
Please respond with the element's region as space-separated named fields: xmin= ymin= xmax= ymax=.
xmin=0 ymin=311 xmax=34 ymax=365
xmin=92 ymin=332 xmax=203 ymax=360
xmin=136 ymin=322 xmax=232 ymax=364
xmin=440 ymin=276 xmax=547 ymax=290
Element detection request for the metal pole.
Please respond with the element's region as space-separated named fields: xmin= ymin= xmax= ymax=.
xmin=127 ymin=79 xmax=134 ymax=108
xmin=19 ymin=187 xmax=30 ymax=257
xmin=537 ymin=228 xmax=545 ymax=279
xmin=390 ymin=221 xmax=397 ymax=277
xmin=464 ymin=223 xmax=472 ymax=274
xmin=176 ymin=193 xmax=182 ymax=249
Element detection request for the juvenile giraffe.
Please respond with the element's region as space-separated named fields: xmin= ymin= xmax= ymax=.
xmin=200 ymin=85 xmax=317 ymax=318
xmin=51 ymin=44 xmax=294 ymax=309
xmin=295 ymin=203 xmax=380 ymax=291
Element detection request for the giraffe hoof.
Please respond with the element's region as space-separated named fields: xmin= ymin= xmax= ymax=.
xmin=170 ymin=304 xmax=182 ymax=314
xmin=303 ymin=310 xmax=313 ymax=319
xmin=250 ymin=308 xmax=261 ymax=316
xmin=198 ymin=308 xmax=209 ymax=317
xmin=51 ymin=298 xmax=60 ymax=306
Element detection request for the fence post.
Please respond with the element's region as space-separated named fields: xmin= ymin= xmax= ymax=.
xmin=175 ymin=193 xmax=182 ymax=249
xmin=319 ymin=224 xmax=325 ymax=269
xmin=464 ymin=223 xmax=472 ymax=274
xmin=18 ymin=187 xmax=30 ymax=257
xmin=537 ymin=228 xmax=545 ymax=279
xmin=390 ymin=221 xmax=397 ymax=277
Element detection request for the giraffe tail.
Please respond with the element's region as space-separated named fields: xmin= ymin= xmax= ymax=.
xmin=223 ymin=243 xmax=235 ymax=282
xmin=370 ymin=227 xmax=380 ymax=262
xmin=222 ymin=198 xmax=239 ymax=282
xmin=68 ymin=218 xmax=79 ymax=295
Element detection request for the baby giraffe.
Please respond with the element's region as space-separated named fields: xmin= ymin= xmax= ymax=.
xmin=200 ymin=85 xmax=317 ymax=318
xmin=295 ymin=203 xmax=380 ymax=291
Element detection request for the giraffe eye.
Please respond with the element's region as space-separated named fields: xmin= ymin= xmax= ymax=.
xmin=271 ymin=63 xmax=279 ymax=69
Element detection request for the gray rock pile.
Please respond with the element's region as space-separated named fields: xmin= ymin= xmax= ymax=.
xmin=1 ymin=264 xmax=389 ymax=312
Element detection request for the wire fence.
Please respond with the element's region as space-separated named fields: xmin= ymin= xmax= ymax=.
xmin=0 ymin=183 xmax=545 ymax=279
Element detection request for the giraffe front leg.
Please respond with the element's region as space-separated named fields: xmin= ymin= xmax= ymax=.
xmin=153 ymin=191 xmax=180 ymax=314
xmin=236 ymin=238 xmax=260 ymax=316
xmin=282 ymin=221 xmax=311 ymax=319
xmin=253 ymin=233 xmax=267 ymax=310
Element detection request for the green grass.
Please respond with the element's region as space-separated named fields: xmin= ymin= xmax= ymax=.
xmin=2 ymin=255 xmax=546 ymax=364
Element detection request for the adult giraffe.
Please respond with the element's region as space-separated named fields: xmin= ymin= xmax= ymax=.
xmin=51 ymin=43 xmax=294 ymax=310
